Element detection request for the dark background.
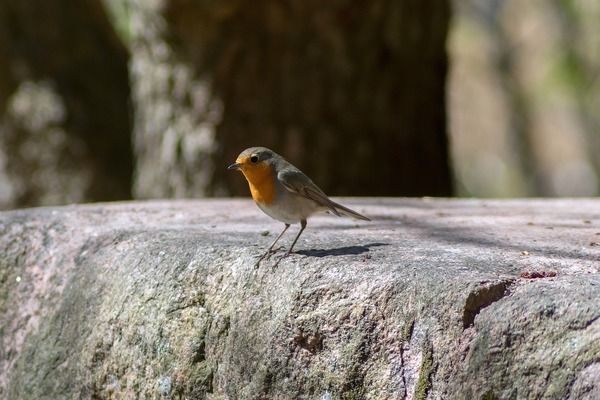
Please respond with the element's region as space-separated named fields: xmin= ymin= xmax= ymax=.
xmin=0 ymin=0 xmax=597 ymax=210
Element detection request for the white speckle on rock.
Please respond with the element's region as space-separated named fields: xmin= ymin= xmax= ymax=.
xmin=105 ymin=374 xmax=120 ymax=393
xmin=320 ymin=390 xmax=333 ymax=400
xmin=158 ymin=375 xmax=171 ymax=396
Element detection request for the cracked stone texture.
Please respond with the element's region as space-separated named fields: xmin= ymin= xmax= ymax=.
xmin=1 ymin=198 xmax=599 ymax=399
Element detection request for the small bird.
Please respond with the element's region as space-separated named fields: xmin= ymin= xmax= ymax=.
xmin=228 ymin=147 xmax=370 ymax=266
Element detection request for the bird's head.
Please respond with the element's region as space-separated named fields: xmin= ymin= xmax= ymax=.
xmin=228 ymin=147 xmax=276 ymax=182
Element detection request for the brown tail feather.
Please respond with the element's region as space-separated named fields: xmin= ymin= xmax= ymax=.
xmin=329 ymin=200 xmax=371 ymax=221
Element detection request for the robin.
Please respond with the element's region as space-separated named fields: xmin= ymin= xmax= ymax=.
xmin=228 ymin=146 xmax=370 ymax=266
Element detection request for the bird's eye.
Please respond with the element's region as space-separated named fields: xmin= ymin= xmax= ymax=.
xmin=250 ymin=155 xmax=259 ymax=163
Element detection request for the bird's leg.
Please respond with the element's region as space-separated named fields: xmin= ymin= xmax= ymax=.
xmin=254 ymin=223 xmax=290 ymax=268
xmin=286 ymin=219 xmax=307 ymax=256
xmin=272 ymin=220 xmax=307 ymax=269
xmin=273 ymin=219 xmax=306 ymax=269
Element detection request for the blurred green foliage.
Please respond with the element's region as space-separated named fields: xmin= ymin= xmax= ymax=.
xmin=103 ymin=0 xmax=133 ymax=44
xmin=450 ymin=0 xmax=599 ymax=197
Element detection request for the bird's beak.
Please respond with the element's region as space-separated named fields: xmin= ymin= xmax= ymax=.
xmin=227 ymin=162 xmax=241 ymax=171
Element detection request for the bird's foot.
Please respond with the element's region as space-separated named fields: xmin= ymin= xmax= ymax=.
xmin=270 ymin=246 xmax=285 ymax=254
xmin=271 ymin=251 xmax=295 ymax=271
xmin=253 ymin=256 xmax=266 ymax=269
xmin=254 ymin=247 xmax=284 ymax=269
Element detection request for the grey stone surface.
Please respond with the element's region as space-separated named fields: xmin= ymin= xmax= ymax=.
xmin=0 ymin=198 xmax=599 ymax=399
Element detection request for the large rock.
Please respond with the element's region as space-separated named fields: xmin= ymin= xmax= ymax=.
xmin=1 ymin=199 xmax=599 ymax=399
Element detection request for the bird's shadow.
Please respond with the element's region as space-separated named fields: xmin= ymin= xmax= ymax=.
xmin=296 ymin=242 xmax=388 ymax=258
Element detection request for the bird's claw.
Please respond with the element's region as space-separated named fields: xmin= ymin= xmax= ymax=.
xmin=254 ymin=248 xmax=294 ymax=270
xmin=254 ymin=247 xmax=284 ymax=269
xmin=271 ymin=250 xmax=292 ymax=271
xmin=270 ymin=252 xmax=291 ymax=271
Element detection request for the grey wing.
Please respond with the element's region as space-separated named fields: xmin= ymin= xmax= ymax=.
xmin=278 ymin=169 xmax=371 ymax=221
xmin=278 ymin=169 xmax=342 ymax=216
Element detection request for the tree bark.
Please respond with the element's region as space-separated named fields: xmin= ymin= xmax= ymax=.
xmin=0 ymin=0 xmax=133 ymax=209
xmin=129 ymin=0 xmax=453 ymax=198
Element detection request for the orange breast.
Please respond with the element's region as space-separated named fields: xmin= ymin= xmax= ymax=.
xmin=242 ymin=163 xmax=276 ymax=205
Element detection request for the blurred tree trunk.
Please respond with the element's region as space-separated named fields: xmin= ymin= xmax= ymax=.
xmin=468 ymin=0 xmax=550 ymax=196
xmin=0 ymin=0 xmax=132 ymax=209
xmin=127 ymin=0 xmax=453 ymax=197
xmin=549 ymin=0 xmax=600 ymax=190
